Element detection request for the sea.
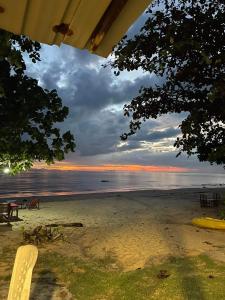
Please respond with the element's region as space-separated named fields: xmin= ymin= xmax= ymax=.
xmin=0 ymin=170 xmax=225 ymax=199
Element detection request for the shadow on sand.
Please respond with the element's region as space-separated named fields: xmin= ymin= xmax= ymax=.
xmin=0 ymin=223 xmax=13 ymax=232
xmin=145 ymin=203 xmax=206 ymax=299
xmin=30 ymin=270 xmax=59 ymax=300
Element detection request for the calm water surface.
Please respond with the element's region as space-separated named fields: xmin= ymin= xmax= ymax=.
xmin=0 ymin=170 xmax=225 ymax=198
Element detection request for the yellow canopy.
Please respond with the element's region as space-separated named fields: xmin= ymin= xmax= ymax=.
xmin=0 ymin=0 xmax=150 ymax=57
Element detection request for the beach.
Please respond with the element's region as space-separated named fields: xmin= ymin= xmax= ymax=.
xmin=1 ymin=188 xmax=225 ymax=299
xmin=3 ymin=188 xmax=225 ymax=267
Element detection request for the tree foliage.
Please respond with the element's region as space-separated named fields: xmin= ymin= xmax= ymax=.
xmin=110 ymin=0 xmax=225 ymax=165
xmin=0 ymin=29 xmax=75 ymax=174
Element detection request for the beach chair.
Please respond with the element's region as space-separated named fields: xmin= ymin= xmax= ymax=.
xmin=26 ymin=198 xmax=40 ymax=210
xmin=7 ymin=245 xmax=38 ymax=300
xmin=0 ymin=203 xmax=10 ymax=224
xmin=200 ymin=193 xmax=220 ymax=208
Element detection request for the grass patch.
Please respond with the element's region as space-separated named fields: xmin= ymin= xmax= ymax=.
xmin=0 ymin=274 xmax=11 ymax=281
xmin=36 ymin=253 xmax=225 ymax=300
xmin=2 ymin=246 xmax=225 ymax=299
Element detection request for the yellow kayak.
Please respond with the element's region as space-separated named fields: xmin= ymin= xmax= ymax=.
xmin=192 ymin=217 xmax=225 ymax=230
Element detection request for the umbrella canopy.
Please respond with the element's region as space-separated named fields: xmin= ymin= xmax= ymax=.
xmin=0 ymin=0 xmax=150 ymax=57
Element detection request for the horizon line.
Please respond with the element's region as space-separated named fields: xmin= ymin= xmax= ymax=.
xmin=33 ymin=163 xmax=196 ymax=173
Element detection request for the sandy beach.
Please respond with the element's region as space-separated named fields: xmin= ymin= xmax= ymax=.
xmin=1 ymin=188 xmax=225 ymax=299
xmin=3 ymin=188 xmax=225 ymax=267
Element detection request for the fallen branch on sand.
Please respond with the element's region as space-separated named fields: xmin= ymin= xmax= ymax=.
xmin=23 ymin=225 xmax=64 ymax=244
xmin=45 ymin=222 xmax=83 ymax=227
xmin=23 ymin=223 xmax=83 ymax=244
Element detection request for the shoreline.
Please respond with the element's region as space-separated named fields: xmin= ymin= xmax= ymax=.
xmin=1 ymin=186 xmax=225 ymax=202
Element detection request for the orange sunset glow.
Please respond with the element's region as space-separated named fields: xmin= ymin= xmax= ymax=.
xmin=33 ymin=163 xmax=194 ymax=173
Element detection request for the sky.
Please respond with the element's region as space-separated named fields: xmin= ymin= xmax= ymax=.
xmin=26 ymin=11 xmax=224 ymax=174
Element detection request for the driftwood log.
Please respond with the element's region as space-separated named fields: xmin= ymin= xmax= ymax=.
xmin=45 ymin=222 xmax=83 ymax=227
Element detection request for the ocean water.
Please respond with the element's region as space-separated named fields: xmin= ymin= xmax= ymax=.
xmin=0 ymin=170 xmax=225 ymax=199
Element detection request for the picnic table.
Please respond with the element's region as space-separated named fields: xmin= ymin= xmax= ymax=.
xmin=14 ymin=199 xmax=28 ymax=209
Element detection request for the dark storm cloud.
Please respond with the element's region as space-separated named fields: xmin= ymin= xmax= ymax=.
xmin=37 ymin=48 xmax=152 ymax=116
xmin=113 ymin=124 xmax=180 ymax=153
xmin=69 ymin=48 xmax=102 ymax=67
xmin=22 ymin=10 xmax=225 ymax=173
xmin=23 ymin=13 xmax=192 ymax=164
xmin=139 ymin=127 xmax=180 ymax=142
xmin=71 ymin=104 xmax=166 ymax=157
xmin=25 ymin=42 xmax=168 ymax=157
xmin=127 ymin=126 xmax=180 ymax=142
xmin=116 ymin=141 xmax=142 ymax=152
xmin=74 ymin=110 xmax=151 ymax=156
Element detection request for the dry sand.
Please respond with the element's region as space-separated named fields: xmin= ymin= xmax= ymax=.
xmin=2 ymin=188 xmax=225 ymax=270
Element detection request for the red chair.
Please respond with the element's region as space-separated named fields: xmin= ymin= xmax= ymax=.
xmin=26 ymin=198 xmax=40 ymax=209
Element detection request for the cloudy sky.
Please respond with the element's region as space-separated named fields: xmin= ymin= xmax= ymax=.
xmin=26 ymin=12 xmax=223 ymax=174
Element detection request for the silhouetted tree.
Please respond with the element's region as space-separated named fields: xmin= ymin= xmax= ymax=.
xmin=110 ymin=0 xmax=225 ymax=165
xmin=0 ymin=29 xmax=75 ymax=174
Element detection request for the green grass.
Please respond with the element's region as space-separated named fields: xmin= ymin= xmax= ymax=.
xmin=2 ymin=246 xmax=225 ymax=300
xmin=36 ymin=253 xmax=225 ymax=300
xmin=0 ymin=274 xmax=11 ymax=282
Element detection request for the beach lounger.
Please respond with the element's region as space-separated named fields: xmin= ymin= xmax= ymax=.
xmin=26 ymin=198 xmax=40 ymax=209
xmin=0 ymin=203 xmax=10 ymax=224
xmin=7 ymin=245 xmax=38 ymax=300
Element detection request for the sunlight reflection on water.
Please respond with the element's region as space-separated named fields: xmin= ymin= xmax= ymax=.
xmin=0 ymin=170 xmax=225 ymax=198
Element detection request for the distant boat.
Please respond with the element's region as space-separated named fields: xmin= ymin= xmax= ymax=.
xmin=101 ymin=180 xmax=109 ymax=183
